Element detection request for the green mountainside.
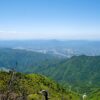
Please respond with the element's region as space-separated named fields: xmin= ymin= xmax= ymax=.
xmin=0 ymin=48 xmax=61 ymax=72
xmin=34 ymin=55 xmax=100 ymax=94
xmin=0 ymin=48 xmax=100 ymax=97
xmin=0 ymin=71 xmax=80 ymax=100
xmin=41 ymin=55 xmax=100 ymax=86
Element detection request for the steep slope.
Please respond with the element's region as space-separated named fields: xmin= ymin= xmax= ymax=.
xmin=49 ymin=55 xmax=100 ymax=85
xmin=38 ymin=55 xmax=100 ymax=93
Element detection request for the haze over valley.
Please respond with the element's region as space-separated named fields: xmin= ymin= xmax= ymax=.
xmin=0 ymin=40 xmax=100 ymax=58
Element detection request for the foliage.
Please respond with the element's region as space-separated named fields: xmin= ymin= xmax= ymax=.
xmin=0 ymin=71 xmax=80 ymax=100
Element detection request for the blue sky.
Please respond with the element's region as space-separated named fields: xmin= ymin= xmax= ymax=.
xmin=0 ymin=0 xmax=99 ymax=40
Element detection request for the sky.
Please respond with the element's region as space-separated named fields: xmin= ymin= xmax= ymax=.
xmin=0 ymin=0 xmax=100 ymax=40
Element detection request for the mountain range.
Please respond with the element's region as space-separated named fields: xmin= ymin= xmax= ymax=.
xmin=0 ymin=48 xmax=100 ymax=95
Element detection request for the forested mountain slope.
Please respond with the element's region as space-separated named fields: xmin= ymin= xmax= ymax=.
xmin=47 ymin=55 xmax=100 ymax=92
xmin=28 ymin=55 xmax=100 ymax=93
xmin=0 ymin=48 xmax=100 ymax=94
xmin=0 ymin=48 xmax=61 ymax=72
xmin=45 ymin=55 xmax=100 ymax=85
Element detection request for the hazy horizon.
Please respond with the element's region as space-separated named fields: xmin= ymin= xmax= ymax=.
xmin=0 ymin=39 xmax=100 ymax=42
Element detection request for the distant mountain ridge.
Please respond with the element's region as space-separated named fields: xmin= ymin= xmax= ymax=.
xmin=0 ymin=40 xmax=100 ymax=57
